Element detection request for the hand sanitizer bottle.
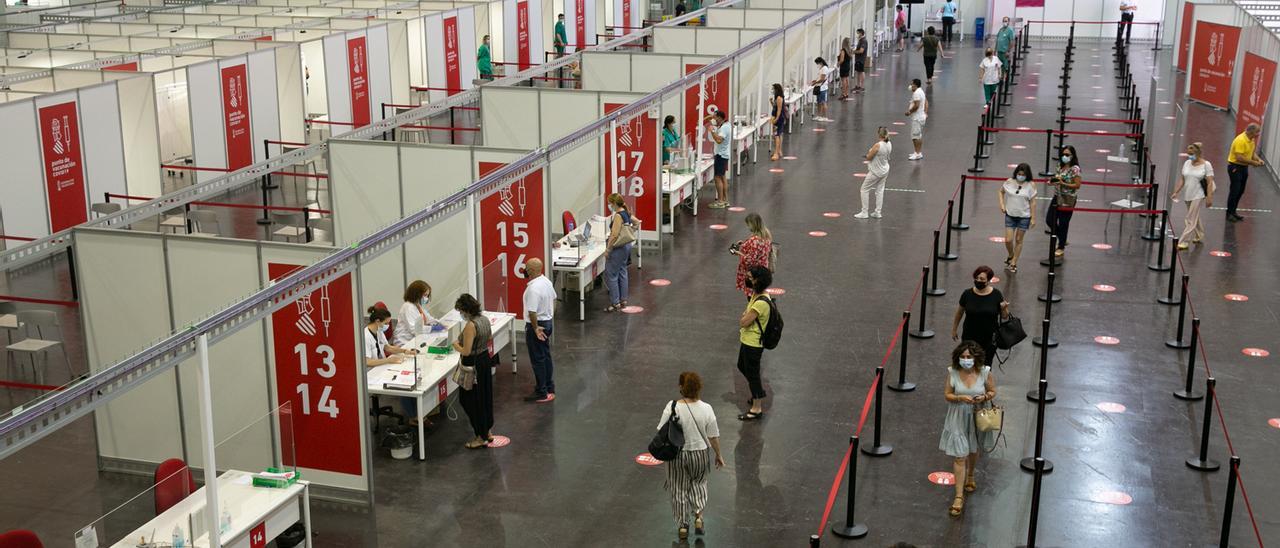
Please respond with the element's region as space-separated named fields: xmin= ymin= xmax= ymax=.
xmin=220 ymin=507 xmax=232 ymax=534
xmin=171 ymin=524 xmax=185 ymax=548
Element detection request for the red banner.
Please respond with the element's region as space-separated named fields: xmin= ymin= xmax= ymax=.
xmin=347 ymin=36 xmax=370 ymax=128
xmin=103 ymin=61 xmax=138 ymax=71
xmin=516 ymin=1 xmax=531 ymax=70
xmin=221 ymin=64 xmax=253 ymax=171
xmin=1178 ymin=2 xmax=1194 ymax=71
xmin=603 ymin=103 xmax=658 ymax=235
xmin=477 ymin=162 xmax=545 ymax=315
xmin=252 ymin=36 xmax=274 ymax=42
xmin=574 ymin=0 xmax=586 ymax=50
xmin=1236 ymin=52 xmax=1277 ymax=135
xmin=267 ymin=264 xmax=363 ymax=477
xmin=38 ymin=101 xmax=87 ymax=232
xmin=683 ymin=64 xmax=730 ymax=157
xmin=1189 ymin=21 xmax=1240 ymax=110
xmin=1013 ymin=0 xmax=1043 ymax=6
xmin=443 ymin=16 xmax=462 ymax=96
xmin=622 ymin=0 xmax=632 ymax=35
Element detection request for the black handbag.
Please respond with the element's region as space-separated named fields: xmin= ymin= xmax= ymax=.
xmin=648 ymin=400 xmax=685 ymax=461
xmin=993 ymin=315 xmax=1026 ymax=350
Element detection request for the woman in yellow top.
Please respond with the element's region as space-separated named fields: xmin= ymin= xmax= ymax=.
xmin=736 ymin=264 xmax=772 ymax=421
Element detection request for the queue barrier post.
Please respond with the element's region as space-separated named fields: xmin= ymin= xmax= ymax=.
xmin=303 ymin=208 xmax=313 ymax=243
xmin=952 ymin=176 xmax=971 ymax=230
xmin=1185 ymin=377 xmax=1221 ymax=472
xmin=939 ymin=201 xmax=959 ymax=261
xmin=1039 ymin=129 xmax=1055 ymax=177
xmin=970 ymin=127 xmax=988 ymax=173
xmin=1037 ymin=265 xmax=1061 ymax=304
xmin=1039 ymin=223 xmax=1062 ymax=268
xmin=1021 ymin=378 xmax=1055 ymax=471
xmin=260 ymin=139 xmax=278 ymax=190
xmin=1220 ymin=456 xmax=1241 ymax=546
xmin=1141 ymin=185 xmax=1162 ymax=240
xmin=1025 ymin=456 xmax=1046 ymax=548
xmin=1157 ymin=245 xmax=1182 ymax=305
xmin=257 ymin=177 xmax=274 ymax=225
xmin=861 ymin=367 xmax=893 ymax=457
xmin=831 ymin=436 xmax=869 ymax=538
xmin=1032 ymin=271 xmax=1059 ymax=350
xmin=888 ymin=311 xmax=916 ymax=392
xmin=810 ymin=534 xmax=821 ymax=547
xmin=1147 ymin=211 xmax=1171 ymax=271
xmin=183 ymin=204 xmax=194 ymax=234
xmin=910 ymin=267 xmax=935 ymax=339
xmin=926 ymin=232 xmax=946 ymax=297
xmin=983 ymin=105 xmax=995 ymax=147
xmin=1173 ymin=318 xmax=1203 ymax=401
xmin=1166 ymin=275 xmax=1192 ymax=349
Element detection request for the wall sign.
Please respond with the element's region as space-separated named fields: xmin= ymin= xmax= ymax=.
xmin=1178 ymin=3 xmax=1194 ymax=72
xmin=444 ymin=16 xmax=462 ymax=96
xmin=622 ymin=0 xmax=632 ymax=35
xmin=603 ymin=102 xmax=658 ymax=237
xmin=477 ymin=162 xmax=545 ymax=316
xmin=1189 ymin=21 xmax=1240 ymax=110
xmin=1236 ymin=52 xmax=1276 ymax=134
xmin=347 ymin=36 xmax=370 ymax=128
xmin=683 ymin=64 xmax=730 ymax=157
xmin=516 ymin=1 xmax=531 ymax=70
xmin=221 ymin=64 xmax=253 ymax=171
xmin=574 ymin=0 xmax=586 ymax=50
xmin=38 ymin=101 xmax=87 ymax=233
xmin=267 ymin=263 xmax=363 ymax=477
xmin=103 ymin=61 xmax=138 ymax=71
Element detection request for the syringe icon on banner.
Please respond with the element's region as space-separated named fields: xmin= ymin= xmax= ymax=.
xmin=319 ymin=284 xmax=332 ymax=337
xmin=517 ymin=179 xmax=527 ymax=216
xmin=1249 ymin=67 xmax=1261 ymax=106
xmin=295 ymin=294 xmax=317 ymax=336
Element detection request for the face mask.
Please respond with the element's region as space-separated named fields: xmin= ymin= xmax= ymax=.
xmin=421 ymin=296 xmax=430 ymax=306
xmin=1061 ymin=155 xmax=1072 ymax=164
xmin=974 ymin=280 xmax=988 ymax=290
xmin=1188 ymin=154 xmax=1197 ymax=161
xmin=959 ymin=358 xmax=975 ymax=369
xmin=908 ymin=86 xmax=914 ymax=92
xmin=1016 ymin=175 xmax=1027 ymax=183
xmin=1003 ymin=21 xmax=1010 ymax=27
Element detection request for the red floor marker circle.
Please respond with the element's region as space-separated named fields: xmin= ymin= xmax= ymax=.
xmin=1011 ymin=145 xmax=1027 ymax=150
xmin=1093 ymin=130 xmax=1108 ymax=134
xmin=1224 ymin=294 xmax=1248 ymax=302
xmin=1210 ymin=250 xmax=1232 ymax=257
xmin=1092 ymin=243 xmax=1113 ymax=250
xmin=1095 ymin=336 xmax=1120 ymax=345
xmin=1091 ymin=85 xmax=1103 ymax=90
xmin=1268 ymin=418 xmax=1280 ymax=429
xmin=1093 ymin=113 xmax=1108 ymax=117
xmin=769 ymin=168 xmax=785 ymax=173
xmin=1242 ymin=348 xmax=1270 ymax=357
xmin=1159 ymin=100 xmax=1171 ymax=105
xmin=1032 ymin=72 xmax=1041 ymax=75
xmin=1020 ymin=110 xmax=1035 ymax=115
xmin=649 ymin=279 xmax=671 ymax=286
xmin=1028 ymin=83 xmax=1038 ymax=87
xmin=1178 ymin=153 xmax=1188 ymax=158
xmin=1093 ymin=284 xmax=1116 ymax=292
xmin=1095 ymin=168 xmax=1112 ymax=173
xmin=1092 ymin=491 xmax=1133 ymax=505
xmin=892 ymin=121 xmax=906 ymax=126
xmin=854 ymin=172 xmax=868 ymax=177
xmin=1096 ymin=402 xmax=1126 ymax=413
xmin=635 ymin=453 xmax=663 ymax=466
xmin=783 ymin=155 xmax=798 ymax=160
xmin=487 ymin=435 xmax=512 ymax=448
xmin=1164 ymin=116 xmax=1176 ymax=120
xmin=1094 ymin=149 xmax=1110 ymax=154
xmin=813 ymin=128 xmax=826 ymax=132
xmin=1016 ymin=126 xmax=1032 ymax=130
xmin=1092 ymin=98 xmax=1105 ymax=103
xmin=808 ymin=231 xmax=828 ymax=237
xmin=887 ymin=131 xmax=899 ymax=136
xmin=1025 ymin=96 xmax=1037 ymax=100
xmin=823 ymin=212 xmax=842 ymax=218
xmin=728 ymin=206 xmax=746 ymax=212
xmin=928 ymin=471 xmax=955 ymax=485
xmin=765 ymin=287 xmax=786 ymax=296
xmin=989 ymin=236 xmax=1006 ymax=243
xmin=621 ymin=305 xmax=644 ymax=314
xmin=709 ymin=224 xmax=728 ymax=231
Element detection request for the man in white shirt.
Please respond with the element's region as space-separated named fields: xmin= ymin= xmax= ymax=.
xmin=1117 ymin=0 xmax=1137 ymax=46
xmin=705 ymin=110 xmax=733 ymax=209
xmin=522 ymin=258 xmax=557 ymax=402
xmin=810 ymin=57 xmax=835 ymax=122
xmin=905 ymin=78 xmax=928 ymax=160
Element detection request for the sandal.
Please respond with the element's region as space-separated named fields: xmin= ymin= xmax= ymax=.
xmin=965 ymin=477 xmax=977 ymax=493
xmin=949 ymin=496 xmax=965 ymax=517
xmin=603 ymin=304 xmax=621 ymax=313
xmin=464 ymin=439 xmax=488 ymax=450
xmin=738 ymin=411 xmax=765 ymax=421
xmin=1008 ymin=265 xmax=1018 ymax=273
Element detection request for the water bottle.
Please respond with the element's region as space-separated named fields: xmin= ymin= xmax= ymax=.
xmin=219 ymin=507 xmax=232 ymax=534
xmin=171 ymin=524 xmax=185 ymax=548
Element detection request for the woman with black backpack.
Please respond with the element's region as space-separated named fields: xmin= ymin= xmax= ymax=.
xmin=656 ymin=371 xmax=723 ymax=540
xmin=737 ymin=265 xmax=774 ymax=421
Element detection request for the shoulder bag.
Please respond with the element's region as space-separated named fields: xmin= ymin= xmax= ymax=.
xmin=973 ymin=399 xmax=1006 ymax=454
xmin=612 ymin=214 xmax=638 ymax=249
xmin=649 ymin=400 xmax=685 ymax=461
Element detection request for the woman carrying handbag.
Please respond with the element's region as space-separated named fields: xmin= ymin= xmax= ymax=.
xmin=939 ymin=341 xmax=997 ymax=518
xmin=656 ymin=372 xmax=724 ymax=540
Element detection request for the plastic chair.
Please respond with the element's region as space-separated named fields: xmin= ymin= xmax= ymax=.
xmin=271 ymin=212 xmax=307 ymax=243
xmin=0 ymin=530 xmax=43 ymax=548
xmin=562 ymin=211 xmax=576 ymax=234
xmin=309 ymin=217 xmax=333 ymax=244
xmin=5 ymin=310 xmax=72 ymax=386
xmin=153 ymin=458 xmax=197 ymax=515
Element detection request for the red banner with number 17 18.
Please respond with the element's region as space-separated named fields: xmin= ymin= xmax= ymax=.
xmin=603 ymin=103 xmax=657 ymax=236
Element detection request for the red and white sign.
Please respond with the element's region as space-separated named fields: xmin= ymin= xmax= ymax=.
xmin=1178 ymin=3 xmax=1194 ymax=71
xmin=1189 ymin=21 xmax=1241 ymax=110
xmin=1235 ymin=52 xmax=1276 ymax=134
xmin=221 ymin=64 xmax=253 ymax=171
xmin=477 ymin=162 xmax=546 ymax=315
xmin=635 ymin=453 xmax=662 ymax=466
xmin=103 ymin=61 xmax=138 ymax=71
xmin=443 ymin=16 xmax=462 ymax=96
xmin=622 ymin=0 xmax=632 ymax=35
xmin=574 ymin=0 xmax=586 ymax=49
xmin=38 ymin=101 xmax=87 ymax=232
xmin=249 ymin=523 xmax=267 ymax=548
xmin=516 ymin=1 xmax=531 ymax=70
xmin=347 ymin=36 xmax=371 ymax=128
xmin=1013 ymin=0 xmax=1043 ymax=6
xmin=267 ymin=263 xmax=363 ymax=477
xmin=603 ymin=103 xmax=658 ymax=237
xmin=683 ymin=64 xmax=730 ymax=157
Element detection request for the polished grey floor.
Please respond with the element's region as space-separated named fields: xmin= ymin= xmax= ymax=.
xmin=1 ymin=37 xmax=1278 ymax=547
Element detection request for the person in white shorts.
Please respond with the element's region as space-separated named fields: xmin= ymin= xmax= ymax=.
xmin=906 ymin=78 xmax=928 ymax=160
xmin=855 ymin=127 xmax=892 ymax=219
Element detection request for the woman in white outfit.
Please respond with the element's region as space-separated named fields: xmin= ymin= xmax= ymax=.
xmin=1170 ymin=142 xmax=1215 ymax=250
xmin=657 ymin=371 xmax=724 ymax=541
xmin=396 ymin=279 xmax=438 ymax=344
xmin=855 ymin=127 xmax=892 ymax=219
xmin=998 ymin=163 xmax=1037 ymax=273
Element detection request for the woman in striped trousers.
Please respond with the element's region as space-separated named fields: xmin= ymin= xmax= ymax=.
xmin=657 ymin=372 xmax=725 ymax=540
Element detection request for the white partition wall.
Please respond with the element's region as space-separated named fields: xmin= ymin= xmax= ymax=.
xmin=322 ymin=25 xmax=401 ymax=129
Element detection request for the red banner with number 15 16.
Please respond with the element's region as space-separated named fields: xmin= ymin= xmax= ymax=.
xmin=477 ymin=163 xmax=545 ymax=316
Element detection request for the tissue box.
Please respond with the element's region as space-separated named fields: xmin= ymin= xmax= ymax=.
xmin=252 ymin=467 xmax=300 ymax=488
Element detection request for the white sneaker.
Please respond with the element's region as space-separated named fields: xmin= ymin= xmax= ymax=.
xmin=908 ymin=153 xmax=923 ymax=160
xmin=853 ymin=211 xmax=870 ymax=219
xmin=871 ymin=211 xmax=883 ymax=218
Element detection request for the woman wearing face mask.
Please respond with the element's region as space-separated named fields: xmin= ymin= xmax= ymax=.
xmin=1045 ymin=145 xmax=1082 ymax=257
xmin=855 ymin=127 xmax=892 ymax=219
xmin=731 ymin=213 xmax=773 ymax=297
xmin=662 ymin=115 xmax=681 ymax=165
xmin=998 ymin=163 xmax=1037 ymax=272
xmin=451 ymin=293 xmax=496 ymax=449
xmin=939 ymin=341 xmax=996 ymax=517
xmin=1170 ymin=142 xmax=1215 ymax=250
xmin=397 ymin=280 xmax=438 ymax=344
xmin=951 ymin=265 xmax=1009 ymax=364
xmin=603 ymin=193 xmax=634 ymax=312
xmin=365 ymin=306 xmax=420 ymax=424
xmin=978 ymin=48 xmax=1003 ymax=107
xmin=769 ymin=84 xmax=786 ymax=161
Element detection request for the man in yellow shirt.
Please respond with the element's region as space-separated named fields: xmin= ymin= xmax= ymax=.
xmin=1226 ymin=123 xmax=1265 ymax=221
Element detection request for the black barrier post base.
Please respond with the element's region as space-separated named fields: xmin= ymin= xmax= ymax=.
xmin=888 ymin=311 xmax=917 ymax=392
xmin=831 ymin=436 xmax=869 ymax=539
xmin=1021 ymin=378 xmax=1055 ymax=473
xmin=1018 ymin=456 xmax=1055 ymax=474
xmin=1185 ymin=377 xmax=1221 ymax=472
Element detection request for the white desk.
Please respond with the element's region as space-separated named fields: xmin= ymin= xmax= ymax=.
xmin=550 ymin=218 xmax=609 ymax=320
xmin=661 ymin=157 xmax=714 ymax=234
xmin=784 ymin=91 xmax=806 ymax=132
xmin=110 ymin=470 xmax=311 ymax=548
xmin=439 ymin=310 xmax=517 ymax=371
xmin=732 ymin=123 xmax=759 ymax=176
xmin=924 ymin=15 xmax=965 ymax=42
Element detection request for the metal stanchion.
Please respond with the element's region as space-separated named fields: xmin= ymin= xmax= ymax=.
xmin=1141 ymin=183 xmax=1162 ymax=240
xmin=969 ymin=126 xmax=987 ymax=173
xmin=1173 ymin=318 xmax=1203 ymax=401
xmin=888 ymin=311 xmax=916 ymax=392
xmin=1147 ymin=211 xmax=1171 ymax=270
xmin=810 ymin=534 xmax=821 ymax=547
xmin=257 ymin=179 xmax=274 ymax=225
xmin=927 ymin=232 xmax=946 ymax=297
xmin=910 ymin=267 xmax=936 ymax=339
xmin=1039 ymin=129 xmax=1056 ymax=177
xmin=1220 ymin=456 xmax=1241 ymax=547
xmin=1039 ymin=230 xmax=1062 ymax=268
xmin=939 ymin=202 xmax=959 ymax=261
xmin=831 ymin=436 xmax=869 ymax=538
xmin=952 ymin=176 xmax=971 ymax=230
xmin=1157 ymin=249 xmax=1182 ymax=305
xmin=1025 ymin=457 xmax=1046 ymax=548
xmin=1166 ymin=275 xmax=1192 ymax=349
xmin=1027 ymin=320 xmax=1057 ymax=402
xmin=1185 ymin=377 xmax=1221 ymax=472
xmin=1037 ymin=268 xmax=1061 ymax=304
xmin=1020 ymin=379 xmax=1055 ymax=472
xmin=862 ymin=368 xmax=893 ymax=457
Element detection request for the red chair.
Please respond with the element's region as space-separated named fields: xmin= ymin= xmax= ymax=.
xmin=562 ymin=211 xmax=576 ymax=234
xmin=154 ymin=458 xmax=197 ymax=515
xmin=0 ymin=530 xmax=43 ymax=548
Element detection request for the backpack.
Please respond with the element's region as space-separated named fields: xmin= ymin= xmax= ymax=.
xmin=648 ymin=400 xmax=685 ymax=461
xmin=753 ymin=295 xmax=784 ymax=350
